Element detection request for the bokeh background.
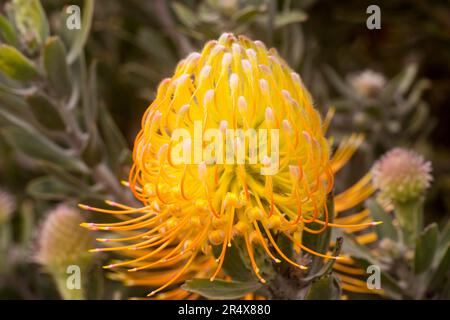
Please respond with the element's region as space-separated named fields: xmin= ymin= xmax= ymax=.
xmin=0 ymin=0 xmax=449 ymax=299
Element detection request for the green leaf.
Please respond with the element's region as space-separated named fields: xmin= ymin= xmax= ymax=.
xmin=275 ymin=232 xmax=293 ymax=262
xmin=0 ymin=44 xmax=38 ymax=81
xmin=323 ymin=65 xmax=361 ymax=101
xmin=81 ymin=130 xmax=104 ymax=167
xmin=43 ymin=37 xmax=72 ymax=97
xmin=19 ymin=200 xmax=34 ymax=246
xmin=26 ymin=93 xmax=65 ymax=130
xmin=0 ymin=15 xmax=18 ymax=46
xmin=396 ymin=63 xmax=418 ymax=97
xmin=26 ymin=175 xmax=82 ymax=200
xmin=435 ymin=219 xmax=450 ymax=264
xmin=231 ymin=6 xmax=265 ymax=24
xmin=1 ymin=126 xmax=87 ymax=172
xmin=98 ymin=103 xmax=130 ymax=171
xmin=428 ymin=245 xmax=450 ymax=292
xmin=406 ymin=102 xmax=429 ymax=135
xmin=274 ymin=10 xmax=308 ymax=28
xmin=0 ymin=90 xmax=35 ymax=127
xmin=38 ymin=160 xmax=88 ymax=190
xmin=302 ymin=196 xmax=335 ymax=273
xmin=341 ymin=233 xmax=378 ymax=265
xmin=182 ymin=279 xmax=261 ymax=300
xmin=212 ymin=237 xmax=258 ymax=282
xmin=172 ymin=2 xmax=198 ymax=28
xmin=80 ymin=61 xmax=103 ymax=167
xmin=302 ymin=237 xmax=343 ymax=283
xmin=367 ymin=199 xmax=398 ymax=241
xmin=400 ymin=79 xmax=430 ymax=116
xmin=305 ymin=275 xmax=341 ymax=300
xmin=12 ymin=0 xmax=49 ymax=50
xmin=86 ymin=261 xmax=105 ymax=300
xmin=83 ymin=60 xmax=99 ymax=126
xmin=415 ymin=223 xmax=438 ymax=274
xmin=67 ymin=0 xmax=94 ymax=64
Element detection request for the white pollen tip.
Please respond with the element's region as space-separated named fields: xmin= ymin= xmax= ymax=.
xmin=153 ymin=111 xmax=162 ymax=121
xmin=289 ymin=165 xmax=300 ymax=178
xmin=229 ymin=73 xmax=239 ymax=90
xmin=178 ymin=104 xmax=190 ymax=115
xmin=265 ymin=107 xmax=274 ymax=121
xmin=282 ymin=89 xmax=292 ymax=100
xmin=232 ymin=43 xmax=241 ymax=54
xmin=222 ymin=53 xmax=232 ymax=67
xmin=212 ymin=44 xmax=225 ymax=56
xmin=302 ymin=130 xmax=311 ymax=142
xmin=246 ymin=48 xmax=257 ymax=59
xmin=183 ymin=138 xmax=192 ymax=154
xmin=187 ymin=52 xmax=201 ymax=61
xmin=157 ymin=144 xmax=168 ymax=159
xmin=176 ymin=74 xmax=189 ymax=84
xmin=282 ymin=119 xmax=291 ymax=130
xmin=204 ymin=89 xmax=215 ymax=104
xmin=259 ymin=79 xmax=269 ymax=93
xmin=254 ymin=40 xmax=267 ymax=50
xmin=238 ymin=96 xmax=247 ymax=113
xmin=198 ymin=161 xmax=207 ymax=179
xmin=259 ymin=64 xmax=271 ymax=74
xmin=291 ymin=72 xmax=301 ymax=84
xmin=218 ymin=33 xmax=231 ymax=44
xmin=200 ymin=65 xmax=212 ymax=78
xmin=262 ymin=155 xmax=271 ymax=167
xmin=219 ymin=120 xmax=228 ymax=132
xmin=235 ymin=137 xmax=243 ymax=150
xmin=241 ymin=59 xmax=252 ymax=71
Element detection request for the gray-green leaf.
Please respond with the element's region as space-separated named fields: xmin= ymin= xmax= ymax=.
xmin=12 ymin=0 xmax=49 ymax=50
xmin=0 ymin=44 xmax=38 ymax=81
xmin=274 ymin=10 xmax=308 ymax=29
xmin=26 ymin=175 xmax=81 ymax=200
xmin=212 ymin=237 xmax=258 ymax=282
xmin=1 ymin=126 xmax=87 ymax=172
xmin=428 ymin=244 xmax=450 ymax=292
xmin=172 ymin=2 xmax=198 ymax=28
xmin=67 ymin=0 xmax=94 ymax=64
xmin=341 ymin=233 xmax=378 ymax=265
xmin=182 ymin=279 xmax=261 ymax=300
xmin=0 ymin=15 xmax=18 ymax=46
xmin=43 ymin=36 xmax=72 ymax=97
xmin=367 ymin=199 xmax=398 ymax=241
xmin=415 ymin=223 xmax=438 ymax=274
xmin=305 ymin=275 xmax=341 ymax=300
xmin=26 ymin=93 xmax=65 ymax=130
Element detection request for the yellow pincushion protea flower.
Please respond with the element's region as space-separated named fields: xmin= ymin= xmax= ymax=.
xmin=80 ymin=33 xmax=379 ymax=298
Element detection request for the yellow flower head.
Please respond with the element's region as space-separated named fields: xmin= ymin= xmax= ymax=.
xmin=81 ymin=33 xmax=378 ymax=297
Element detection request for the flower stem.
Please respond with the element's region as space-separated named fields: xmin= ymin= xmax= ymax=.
xmin=394 ymin=198 xmax=424 ymax=246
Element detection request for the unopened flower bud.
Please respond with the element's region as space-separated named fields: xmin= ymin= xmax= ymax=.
xmin=36 ymin=205 xmax=94 ymax=299
xmin=348 ymin=70 xmax=386 ymax=99
xmin=372 ymin=148 xmax=432 ymax=203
